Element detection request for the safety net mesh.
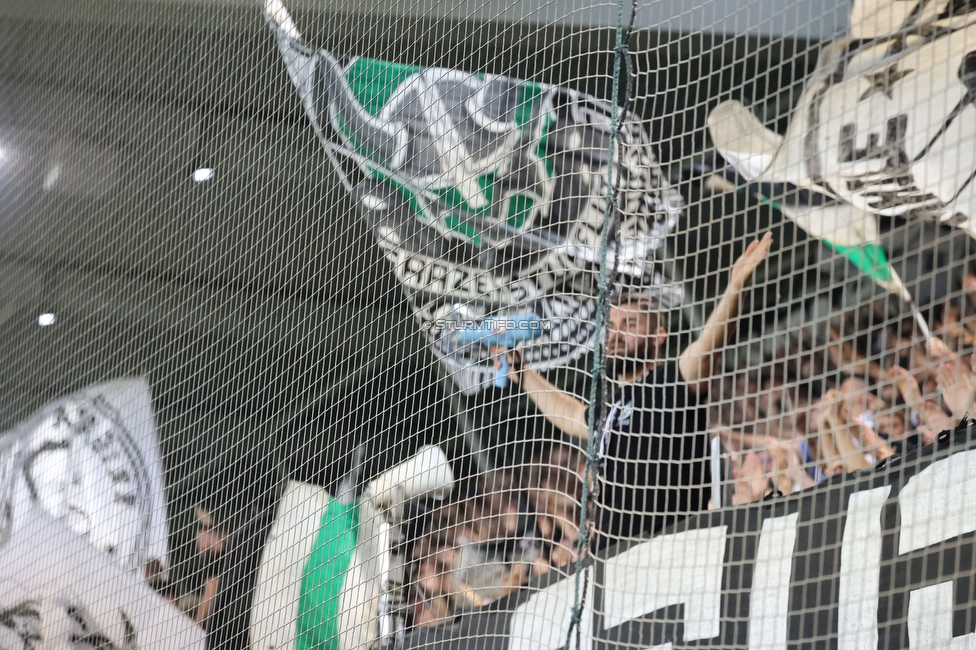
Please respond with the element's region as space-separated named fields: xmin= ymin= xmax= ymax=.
xmin=1 ymin=0 xmax=975 ymax=648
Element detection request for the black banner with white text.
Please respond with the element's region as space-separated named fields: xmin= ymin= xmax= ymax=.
xmin=404 ymin=423 xmax=976 ymax=649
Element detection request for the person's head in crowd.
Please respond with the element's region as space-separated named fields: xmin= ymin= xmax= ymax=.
xmin=525 ymin=444 xmax=589 ymax=571
xmin=754 ymin=367 xmax=798 ymax=438
xmin=811 ymin=387 xmax=894 ymax=476
xmin=711 ymin=373 xmax=761 ymax=428
xmin=408 ymin=469 xmax=536 ymax=628
xmin=874 ymin=408 xmax=906 ymax=441
xmin=739 ymin=366 xmax=819 ymax=439
xmin=793 ymin=379 xmax=825 ymax=434
xmin=463 ymin=470 xmax=523 ymax=546
xmin=172 ymin=453 xmax=284 ymax=630
xmin=796 ymin=350 xmax=822 ymax=382
xmin=193 ymin=503 xmax=227 ymax=558
xmin=606 ymin=291 xmax=666 ymax=380
xmin=409 ymin=502 xmax=462 ymax=628
xmin=757 ymin=368 xmax=787 ymax=419
xmin=166 ymin=485 xmax=230 ymax=628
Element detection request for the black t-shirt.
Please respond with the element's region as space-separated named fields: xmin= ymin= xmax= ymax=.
xmin=590 ymin=360 xmax=710 ymax=547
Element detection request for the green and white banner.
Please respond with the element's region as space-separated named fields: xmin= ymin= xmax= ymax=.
xmin=266 ymin=10 xmax=682 ymax=392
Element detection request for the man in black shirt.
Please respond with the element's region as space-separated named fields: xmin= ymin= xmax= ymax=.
xmin=507 ymin=232 xmax=773 ymax=545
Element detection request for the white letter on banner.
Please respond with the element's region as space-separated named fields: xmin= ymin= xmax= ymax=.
xmin=906 ymin=582 xmax=976 ymax=649
xmin=602 ymin=527 xmax=727 ymax=641
xmin=838 ymin=486 xmax=891 ymax=650
xmin=749 ymin=513 xmax=799 ymax=650
xmin=509 ymin=567 xmax=593 ymax=650
xmin=899 ymin=450 xmax=976 ymax=648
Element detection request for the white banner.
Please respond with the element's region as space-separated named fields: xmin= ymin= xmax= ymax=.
xmin=0 ymin=377 xmax=170 ymax=576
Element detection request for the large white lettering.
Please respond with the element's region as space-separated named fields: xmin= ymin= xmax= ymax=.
xmin=602 ymin=527 xmax=727 ymax=641
xmin=492 ymin=450 xmax=976 ymax=650
xmin=900 ymin=450 xmax=976 ymax=648
xmin=509 ymin=568 xmax=593 ymax=650
xmin=749 ymin=513 xmax=799 ymax=650
xmin=837 ymin=486 xmax=890 ymax=649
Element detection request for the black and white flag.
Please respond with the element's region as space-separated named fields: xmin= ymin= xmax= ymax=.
xmin=0 ymin=377 xmax=171 ymax=577
xmin=709 ymin=0 xmax=976 ymax=241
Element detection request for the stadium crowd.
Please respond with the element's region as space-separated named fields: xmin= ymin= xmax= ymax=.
xmin=162 ymin=248 xmax=976 ymax=640
xmin=710 ymin=274 xmax=976 ymax=506
xmin=393 ymin=252 xmax=976 ymax=629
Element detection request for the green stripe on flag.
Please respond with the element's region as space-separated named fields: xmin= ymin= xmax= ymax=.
xmin=506 ymin=194 xmax=534 ymax=230
xmin=297 ymin=498 xmax=360 ymax=650
xmin=822 ymin=241 xmax=894 ymax=283
xmin=536 ymin=113 xmax=555 ymax=179
xmin=742 ymin=189 xmax=894 ymax=284
xmin=515 ymin=81 xmax=545 ymax=128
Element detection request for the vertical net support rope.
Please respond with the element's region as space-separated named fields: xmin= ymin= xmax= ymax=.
xmin=564 ymin=0 xmax=637 ymax=647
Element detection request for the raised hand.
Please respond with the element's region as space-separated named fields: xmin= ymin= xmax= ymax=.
xmin=852 ymin=415 xmax=895 ymax=462
xmin=730 ymin=451 xmax=770 ymax=505
xmin=919 ymin=402 xmax=954 ymax=445
xmin=890 ymin=366 xmax=924 ymax=410
xmin=783 ymin=440 xmax=817 ymax=489
xmin=532 ymin=487 xmax=582 ymax=569
xmin=728 ymin=232 xmax=774 ymax=291
xmin=891 ymin=366 xmax=954 ymax=444
xmin=489 ymin=346 xmax=523 ymax=385
xmin=928 ymin=337 xmax=976 ymax=422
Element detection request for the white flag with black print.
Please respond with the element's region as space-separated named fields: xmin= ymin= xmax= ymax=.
xmin=0 ymin=510 xmax=204 ymax=650
xmin=0 ymin=377 xmax=171 ymax=577
xmin=0 ymin=379 xmax=202 ymax=650
xmin=709 ymin=0 xmax=976 ymax=239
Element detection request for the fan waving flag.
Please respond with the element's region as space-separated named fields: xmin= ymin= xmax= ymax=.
xmin=264 ymin=1 xmax=682 ymax=393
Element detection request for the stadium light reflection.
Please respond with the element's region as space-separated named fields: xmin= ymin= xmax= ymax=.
xmin=192 ymin=167 xmax=214 ymax=182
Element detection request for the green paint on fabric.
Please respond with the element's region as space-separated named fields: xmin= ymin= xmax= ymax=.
xmin=506 ymin=194 xmax=534 ymax=230
xmin=823 ymin=241 xmax=894 ymax=283
xmin=515 ymin=81 xmax=545 ymax=128
xmin=371 ymin=174 xmax=429 ymax=222
xmin=345 ymin=58 xmax=421 ymax=117
xmin=341 ymin=59 xmax=550 ymax=244
xmin=536 ymin=113 xmax=555 ymax=179
xmin=297 ymin=498 xmax=360 ymax=650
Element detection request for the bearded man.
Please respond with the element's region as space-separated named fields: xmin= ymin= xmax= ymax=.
xmin=506 ymin=233 xmax=773 ymax=545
